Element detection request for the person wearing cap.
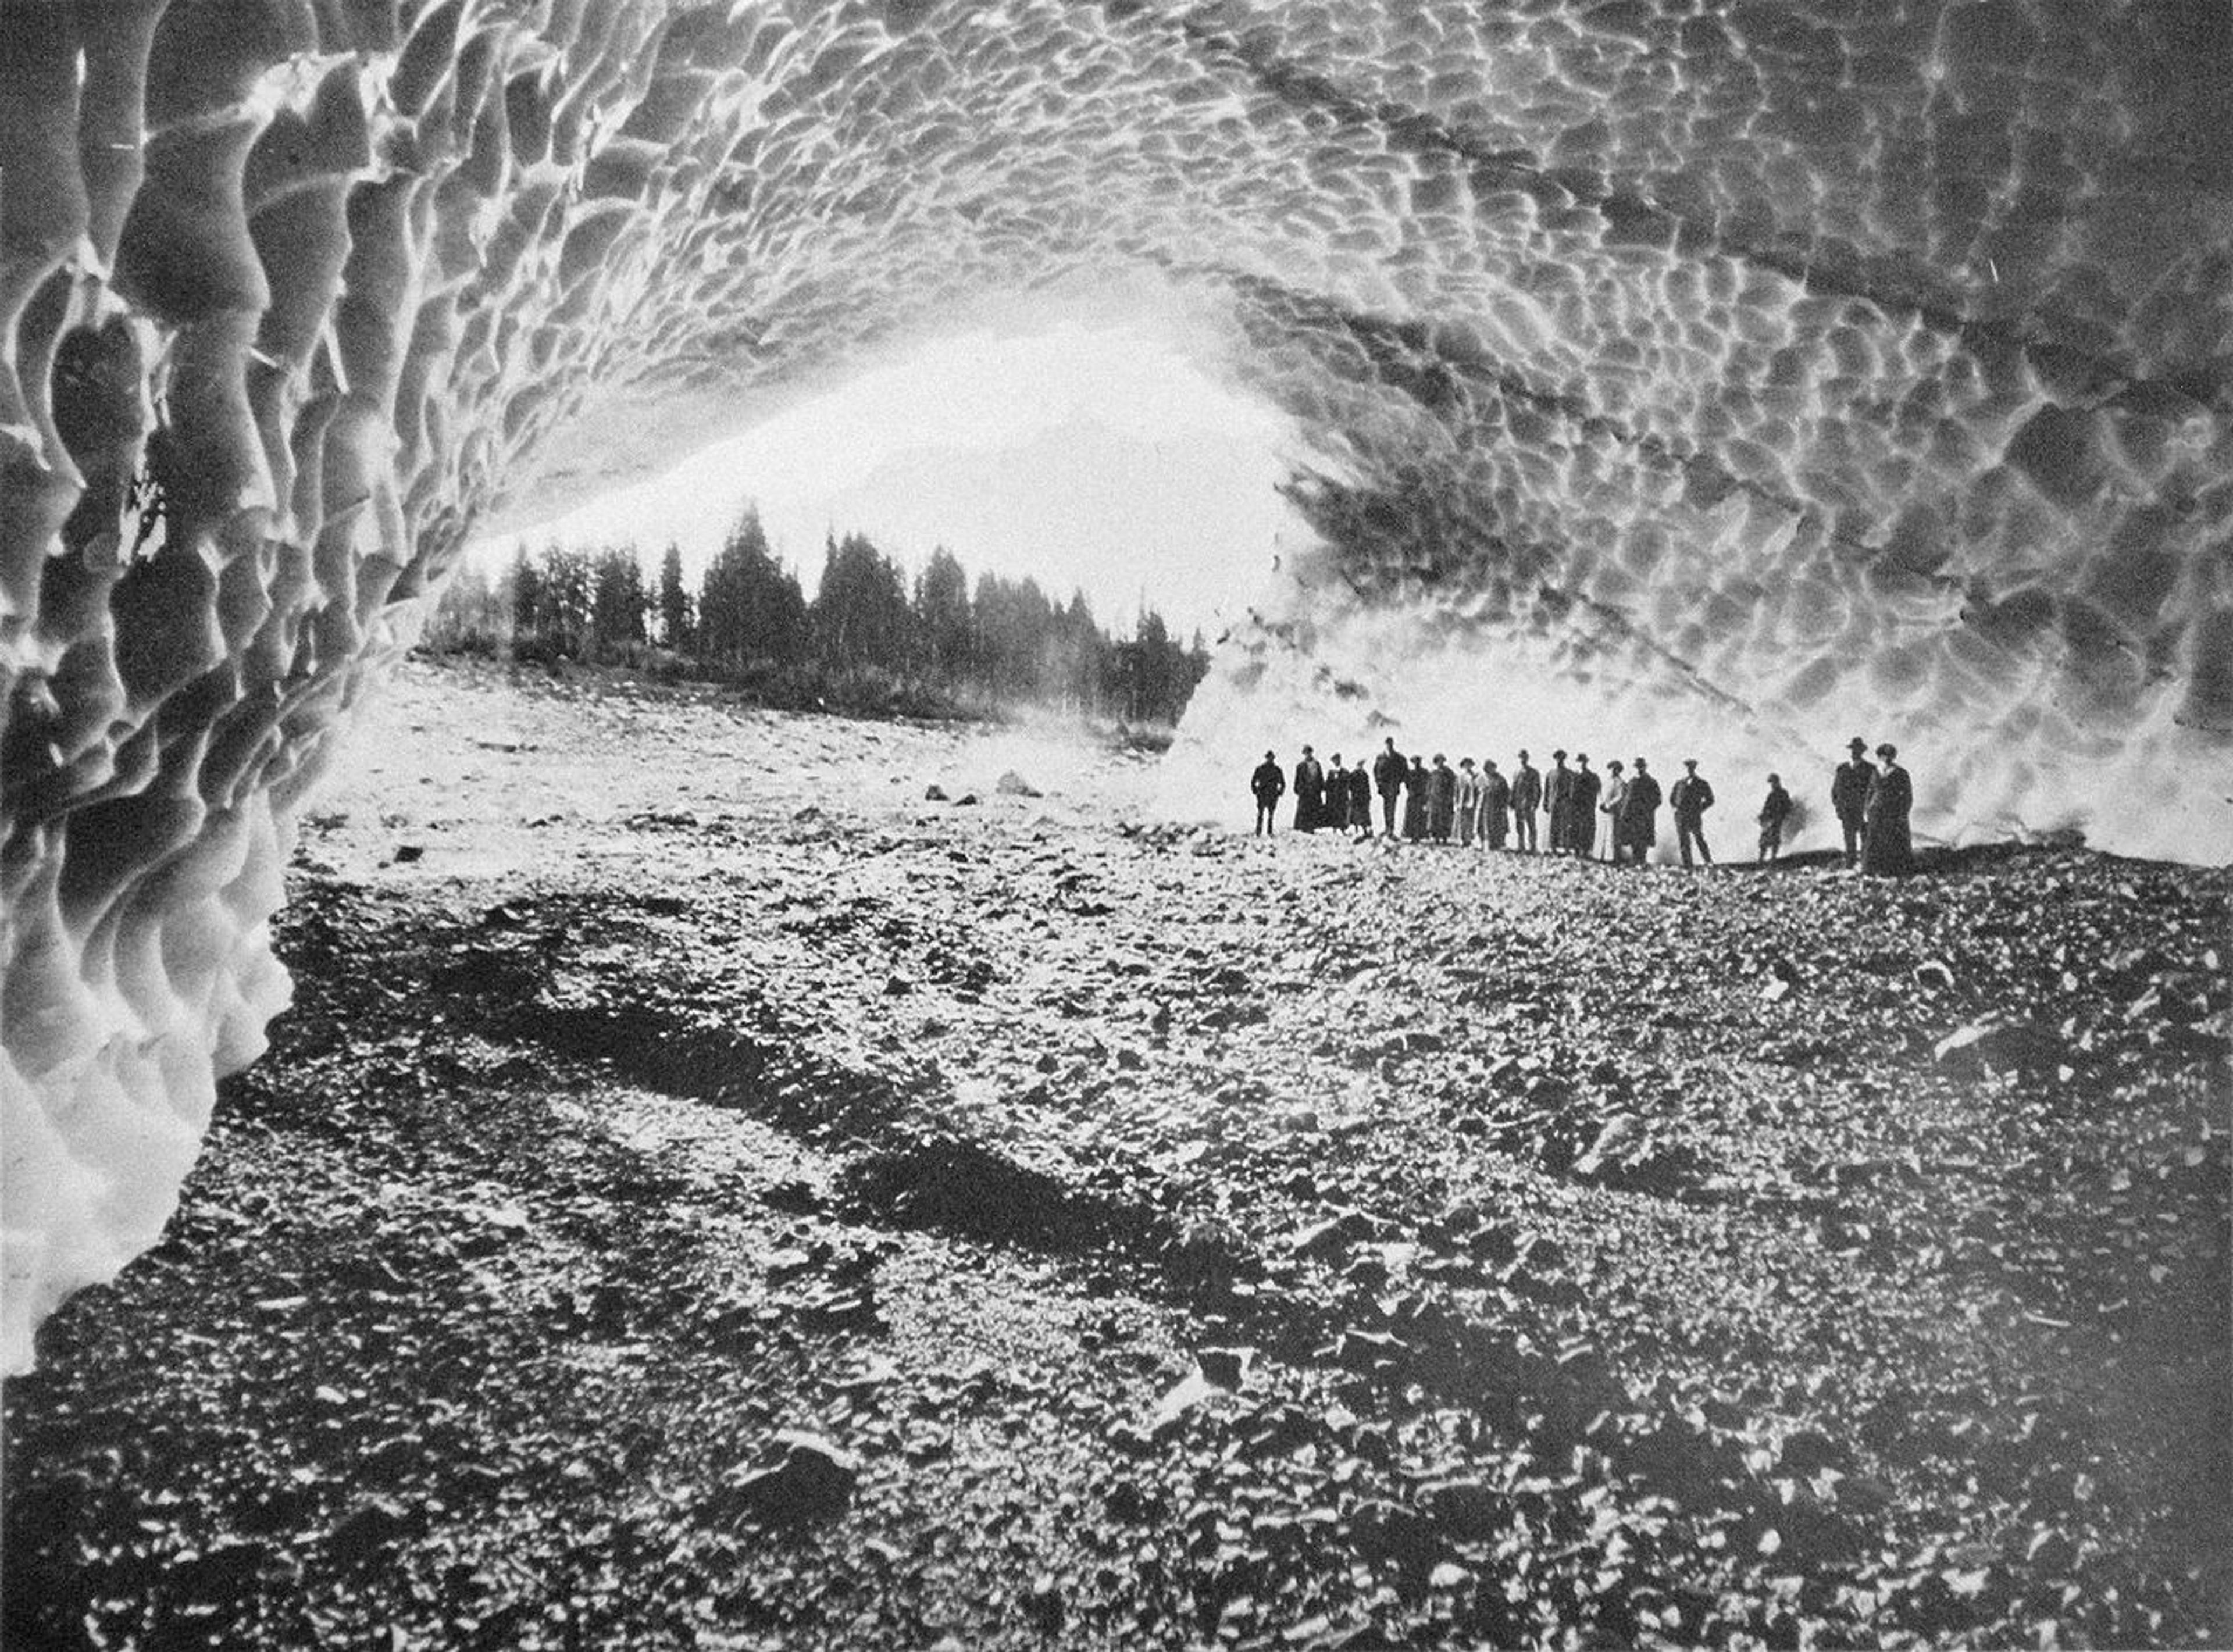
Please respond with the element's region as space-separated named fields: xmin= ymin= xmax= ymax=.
xmin=1544 ymin=750 xmax=1574 ymax=855
xmin=1346 ymin=756 xmax=1374 ymax=838
xmin=1251 ymin=750 xmax=1285 ymax=835
xmin=1373 ymin=737 xmax=1407 ymax=837
xmin=1293 ymin=744 xmax=1325 ymax=832
xmin=1831 ymin=736 xmax=1874 ymax=866
xmin=1862 ymin=743 xmax=1915 ymax=875
xmin=1669 ymin=758 xmax=1715 ymax=867
xmin=1757 ymin=773 xmax=1793 ymax=861
xmin=1510 ymin=750 xmax=1542 ymax=852
xmin=1621 ymin=755 xmax=1663 ymax=863
xmin=1570 ymin=753 xmax=1601 ymax=857
xmin=1598 ymin=759 xmax=1629 ymax=861
xmin=1454 ymin=758 xmax=1484 ymax=846
xmin=1480 ymin=757 xmax=1512 ymax=849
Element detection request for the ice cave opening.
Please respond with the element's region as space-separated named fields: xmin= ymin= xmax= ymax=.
xmin=3 ymin=0 xmax=2228 ymax=1371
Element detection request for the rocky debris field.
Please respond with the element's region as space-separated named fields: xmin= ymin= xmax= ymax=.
xmin=5 ymin=659 xmax=2228 ymax=1650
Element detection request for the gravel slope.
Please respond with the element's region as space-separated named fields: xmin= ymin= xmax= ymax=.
xmin=5 ymin=658 xmax=2227 ymax=1650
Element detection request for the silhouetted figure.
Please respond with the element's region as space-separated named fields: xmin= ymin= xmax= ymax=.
xmin=1861 ymin=744 xmax=1915 ymax=875
xmin=1510 ymin=751 xmax=1541 ymax=852
xmin=1428 ymin=755 xmax=1457 ymax=842
xmin=1403 ymin=757 xmax=1429 ymax=840
xmin=1544 ymin=750 xmax=1574 ymax=855
xmin=1374 ymin=738 xmax=1407 ymax=837
xmin=1670 ymin=758 xmax=1714 ymax=866
xmin=1757 ymin=773 xmax=1792 ymax=861
xmin=1293 ymin=745 xmax=1324 ymax=832
xmin=1455 ymin=759 xmax=1483 ymax=845
xmin=1621 ymin=757 xmax=1662 ymax=864
xmin=1831 ymin=736 xmax=1872 ymax=867
xmin=1346 ymin=761 xmax=1372 ymax=837
xmin=1481 ymin=759 xmax=1511 ymax=849
xmin=1571 ymin=755 xmax=1601 ymax=857
xmin=1324 ymin=754 xmax=1348 ymax=834
xmin=1599 ymin=760 xmax=1629 ymax=862
xmin=1251 ymin=751 xmax=1284 ymax=835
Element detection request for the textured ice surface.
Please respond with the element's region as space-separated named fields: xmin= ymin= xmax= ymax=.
xmin=2 ymin=0 xmax=2229 ymax=1369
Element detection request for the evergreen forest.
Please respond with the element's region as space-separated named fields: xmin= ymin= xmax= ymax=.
xmin=422 ymin=507 xmax=1212 ymax=726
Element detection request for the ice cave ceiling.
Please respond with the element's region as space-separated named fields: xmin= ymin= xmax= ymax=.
xmin=1 ymin=0 xmax=2230 ymax=1367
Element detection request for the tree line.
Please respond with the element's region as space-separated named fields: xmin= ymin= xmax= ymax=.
xmin=421 ymin=507 xmax=1212 ymax=726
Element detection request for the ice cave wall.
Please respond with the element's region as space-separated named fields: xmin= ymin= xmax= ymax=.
xmin=1 ymin=0 xmax=2228 ymax=1371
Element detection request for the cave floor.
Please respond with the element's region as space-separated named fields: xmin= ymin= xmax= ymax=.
xmin=5 ymin=657 xmax=2229 ymax=1650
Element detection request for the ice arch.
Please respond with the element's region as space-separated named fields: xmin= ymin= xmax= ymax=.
xmin=2 ymin=0 xmax=2228 ymax=1370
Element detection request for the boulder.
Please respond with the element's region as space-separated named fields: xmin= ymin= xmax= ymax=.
xmin=719 ymin=1432 xmax=860 ymax=1527
xmin=996 ymin=770 xmax=1042 ymax=797
xmin=1932 ymin=1018 xmax=2065 ymax=1075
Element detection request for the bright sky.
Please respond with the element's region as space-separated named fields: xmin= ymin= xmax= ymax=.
xmin=468 ymin=316 xmax=1308 ymax=637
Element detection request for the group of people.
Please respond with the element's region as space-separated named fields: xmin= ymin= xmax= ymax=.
xmin=1249 ymin=734 xmax=1916 ymax=874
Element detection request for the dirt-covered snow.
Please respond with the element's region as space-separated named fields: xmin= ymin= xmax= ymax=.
xmin=5 ymin=658 xmax=2227 ymax=1650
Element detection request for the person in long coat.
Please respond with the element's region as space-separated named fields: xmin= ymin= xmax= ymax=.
xmin=1480 ymin=759 xmax=1511 ymax=849
xmin=1570 ymin=755 xmax=1602 ymax=856
xmin=1427 ymin=755 xmax=1458 ymax=842
xmin=1293 ymin=745 xmax=1325 ymax=832
xmin=1861 ymin=744 xmax=1915 ymax=875
xmin=1831 ymin=736 xmax=1872 ymax=866
xmin=1251 ymin=751 xmax=1285 ymax=835
xmin=1544 ymin=750 xmax=1574 ymax=855
xmin=1346 ymin=761 xmax=1373 ymax=838
xmin=1621 ymin=757 xmax=1663 ymax=864
xmin=1324 ymin=755 xmax=1347 ymax=833
xmin=1669 ymin=759 xmax=1715 ymax=866
xmin=1373 ymin=738 xmax=1407 ymax=837
xmin=1454 ymin=759 xmax=1484 ymax=846
xmin=1598 ymin=760 xmax=1629 ymax=861
xmin=1757 ymin=773 xmax=1793 ymax=861
xmin=1510 ymin=751 xmax=1542 ymax=852
xmin=1403 ymin=757 xmax=1430 ymax=840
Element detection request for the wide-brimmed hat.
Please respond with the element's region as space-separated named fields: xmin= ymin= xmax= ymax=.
xmin=1846 ymin=737 xmax=1868 ymax=752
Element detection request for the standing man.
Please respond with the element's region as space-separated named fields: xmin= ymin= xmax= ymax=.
xmin=1598 ymin=759 xmax=1629 ymax=862
xmin=1455 ymin=759 xmax=1483 ymax=847
xmin=1861 ymin=744 xmax=1915 ymax=875
xmin=1346 ymin=759 xmax=1373 ymax=839
xmin=1428 ymin=755 xmax=1458 ymax=843
xmin=1511 ymin=750 xmax=1542 ymax=852
xmin=1251 ymin=751 xmax=1285 ymax=835
xmin=1622 ymin=756 xmax=1663 ymax=865
xmin=1293 ymin=745 xmax=1325 ymax=833
xmin=1481 ymin=758 xmax=1511 ymax=850
xmin=1571 ymin=754 xmax=1602 ymax=857
xmin=1757 ymin=773 xmax=1793 ymax=862
xmin=1670 ymin=758 xmax=1715 ymax=867
xmin=1324 ymin=754 xmax=1349 ymax=835
xmin=1831 ymin=736 xmax=1872 ymax=868
xmin=1544 ymin=750 xmax=1574 ymax=856
xmin=1374 ymin=737 xmax=1407 ymax=837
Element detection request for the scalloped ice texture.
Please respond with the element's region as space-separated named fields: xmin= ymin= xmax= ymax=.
xmin=1 ymin=1 xmax=2228 ymax=1371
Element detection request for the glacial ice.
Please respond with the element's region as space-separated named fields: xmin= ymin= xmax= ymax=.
xmin=1 ymin=0 xmax=2228 ymax=1370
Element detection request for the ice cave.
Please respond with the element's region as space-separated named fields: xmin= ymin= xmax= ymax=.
xmin=1 ymin=0 xmax=2228 ymax=1372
